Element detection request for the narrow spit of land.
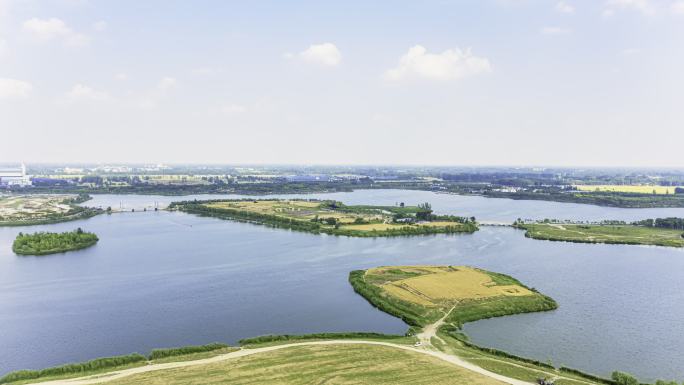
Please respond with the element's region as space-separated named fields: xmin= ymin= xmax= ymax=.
xmin=0 ymin=194 xmax=101 ymax=226
xmin=515 ymin=222 xmax=684 ymax=248
xmin=170 ymin=199 xmax=478 ymax=237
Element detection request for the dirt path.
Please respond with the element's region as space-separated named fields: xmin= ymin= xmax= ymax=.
xmin=26 ymin=339 xmax=532 ymax=385
xmin=416 ymin=306 xmax=455 ymax=346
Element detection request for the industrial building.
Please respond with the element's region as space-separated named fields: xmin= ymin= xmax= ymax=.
xmin=0 ymin=163 xmax=32 ymax=187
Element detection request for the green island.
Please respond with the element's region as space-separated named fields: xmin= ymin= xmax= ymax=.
xmin=0 ymin=194 xmax=101 ymax=226
xmin=170 ymin=199 xmax=478 ymax=237
xmin=12 ymin=228 xmax=99 ymax=256
xmin=514 ymin=218 xmax=684 ymax=248
xmin=2 ymin=265 xmax=679 ymax=385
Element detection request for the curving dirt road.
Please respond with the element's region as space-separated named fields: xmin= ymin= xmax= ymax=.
xmin=27 ymin=339 xmax=532 ymax=385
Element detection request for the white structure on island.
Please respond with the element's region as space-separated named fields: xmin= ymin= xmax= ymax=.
xmin=0 ymin=163 xmax=32 ymax=186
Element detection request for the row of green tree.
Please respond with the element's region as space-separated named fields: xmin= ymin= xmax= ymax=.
xmin=632 ymin=217 xmax=684 ymax=230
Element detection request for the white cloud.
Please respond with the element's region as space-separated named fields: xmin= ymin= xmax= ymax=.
xmin=93 ymin=20 xmax=107 ymax=32
xmin=65 ymin=84 xmax=109 ymax=101
xmin=294 ymin=43 xmax=342 ymax=66
xmin=556 ymin=1 xmax=575 ymax=13
xmin=158 ymin=77 xmax=177 ymax=91
xmin=540 ymin=26 xmax=572 ymax=35
xmin=22 ymin=17 xmax=90 ymax=46
xmin=115 ymin=73 xmax=127 ymax=80
xmin=0 ymin=78 xmax=32 ymax=100
xmin=672 ymin=1 xmax=684 ymax=13
xmin=604 ymin=0 xmax=655 ymax=16
xmin=221 ymin=103 xmax=247 ymax=115
xmin=384 ymin=45 xmax=491 ymax=82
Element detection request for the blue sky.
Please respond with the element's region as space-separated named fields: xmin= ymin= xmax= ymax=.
xmin=1 ymin=0 xmax=683 ymax=166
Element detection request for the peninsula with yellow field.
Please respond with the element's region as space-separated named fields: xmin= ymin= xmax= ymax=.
xmin=169 ymin=199 xmax=478 ymax=237
xmin=349 ymin=265 xmax=557 ymax=328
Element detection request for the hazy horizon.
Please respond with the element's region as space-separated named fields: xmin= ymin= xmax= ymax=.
xmin=2 ymin=0 xmax=683 ymax=166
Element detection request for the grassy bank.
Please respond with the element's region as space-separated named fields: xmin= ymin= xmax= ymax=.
xmin=515 ymin=223 xmax=684 ymax=248
xmin=0 ymin=354 xmax=147 ymax=384
xmin=0 ymin=343 xmax=232 ymax=384
xmin=12 ymin=228 xmax=99 ymax=255
xmin=87 ymin=344 xmax=505 ymax=385
xmin=171 ymin=199 xmax=478 ymax=237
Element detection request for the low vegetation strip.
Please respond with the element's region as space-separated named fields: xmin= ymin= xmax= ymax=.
xmin=515 ymin=222 xmax=684 ymax=248
xmin=148 ymin=343 xmax=229 ymax=360
xmin=350 ymin=265 xmax=557 ymax=329
xmin=170 ymin=199 xmax=478 ymax=237
xmin=0 ymin=354 xmax=147 ymax=384
xmin=0 ymin=343 xmax=233 ymax=384
xmin=239 ymin=332 xmax=404 ymax=346
xmin=12 ymin=228 xmax=99 ymax=256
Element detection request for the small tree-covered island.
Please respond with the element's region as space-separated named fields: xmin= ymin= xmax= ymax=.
xmin=170 ymin=199 xmax=478 ymax=237
xmin=12 ymin=228 xmax=99 ymax=256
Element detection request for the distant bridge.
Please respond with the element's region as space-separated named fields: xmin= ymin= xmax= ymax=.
xmin=478 ymin=221 xmax=513 ymax=227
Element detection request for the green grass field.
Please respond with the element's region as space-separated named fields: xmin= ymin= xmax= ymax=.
xmin=104 ymin=344 xmax=504 ymax=385
xmin=519 ymin=223 xmax=684 ymax=248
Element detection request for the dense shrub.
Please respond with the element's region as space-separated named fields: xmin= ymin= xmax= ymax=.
xmin=148 ymin=343 xmax=228 ymax=359
xmin=12 ymin=228 xmax=99 ymax=255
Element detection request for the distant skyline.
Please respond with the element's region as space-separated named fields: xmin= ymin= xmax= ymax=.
xmin=1 ymin=0 xmax=683 ymax=167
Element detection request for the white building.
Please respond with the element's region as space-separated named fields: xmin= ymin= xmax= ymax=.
xmin=0 ymin=163 xmax=32 ymax=186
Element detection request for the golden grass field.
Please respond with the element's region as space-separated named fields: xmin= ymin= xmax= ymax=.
xmin=105 ymin=344 xmax=503 ymax=385
xmin=575 ymin=185 xmax=683 ymax=195
xmin=207 ymin=200 xmax=385 ymax=224
xmin=367 ymin=266 xmax=533 ymax=307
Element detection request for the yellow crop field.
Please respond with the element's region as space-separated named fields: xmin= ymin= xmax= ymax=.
xmin=575 ymin=185 xmax=682 ymax=195
xmin=340 ymin=223 xmax=404 ymax=231
xmin=368 ymin=266 xmax=533 ymax=307
xmin=419 ymin=221 xmax=463 ymax=228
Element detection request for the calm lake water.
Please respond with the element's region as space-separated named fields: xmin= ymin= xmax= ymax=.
xmin=2 ymin=190 xmax=684 ymax=382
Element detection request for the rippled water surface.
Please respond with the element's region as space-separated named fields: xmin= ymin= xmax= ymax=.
xmin=2 ymin=190 xmax=684 ymax=381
